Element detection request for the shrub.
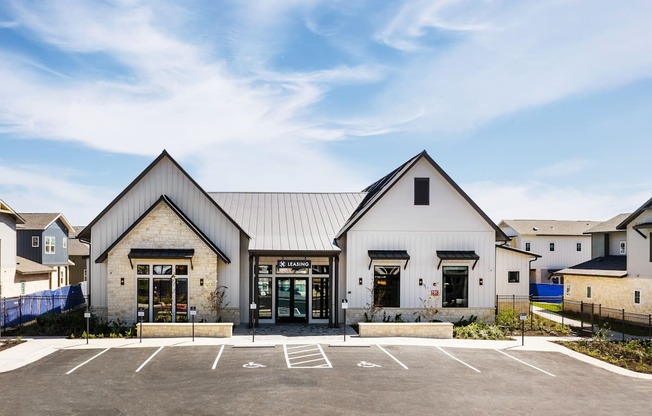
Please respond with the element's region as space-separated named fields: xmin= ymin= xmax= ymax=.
xmin=454 ymin=322 xmax=506 ymax=340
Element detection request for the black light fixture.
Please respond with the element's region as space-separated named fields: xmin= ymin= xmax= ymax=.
xmin=418 ymin=278 xmax=423 ymax=286
xmin=200 ymin=278 xmax=204 ymax=286
xmin=120 ymin=277 xmax=125 ymax=286
xmin=358 ymin=277 xmax=363 ymax=285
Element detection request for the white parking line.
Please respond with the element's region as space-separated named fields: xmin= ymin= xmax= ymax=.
xmin=212 ymin=345 xmax=225 ymax=370
xmin=135 ymin=346 xmax=164 ymax=373
xmin=66 ymin=348 xmax=110 ymax=375
xmin=436 ymin=346 xmax=481 ymax=373
xmin=376 ymin=345 xmax=408 ymax=370
xmin=495 ymin=349 xmax=556 ymax=377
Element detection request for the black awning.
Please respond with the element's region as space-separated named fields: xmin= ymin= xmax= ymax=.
xmin=633 ymin=222 xmax=652 ymax=239
xmin=128 ymin=249 xmax=195 ymax=268
xmin=436 ymin=250 xmax=479 ymax=270
xmin=368 ymin=250 xmax=410 ymax=269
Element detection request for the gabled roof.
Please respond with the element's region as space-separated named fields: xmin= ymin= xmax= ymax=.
xmin=556 ymin=256 xmax=627 ymax=278
xmin=0 ymin=200 xmax=25 ymax=224
xmin=16 ymin=213 xmax=73 ymax=233
xmin=95 ymin=195 xmax=230 ymax=264
xmin=335 ymin=150 xmax=508 ymax=241
xmin=617 ymin=196 xmax=652 ymax=230
xmin=496 ymin=245 xmax=542 ymax=258
xmin=68 ymin=226 xmax=90 ymax=257
xmin=585 ymin=213 xmax=630 ymax=234
xmin=211 ymin=192 xmax=365 ymax=252
xmin=499 ymin=219 xmax=600 ymax=237
xmin=78 ymin=150 xmax=248 ymax=241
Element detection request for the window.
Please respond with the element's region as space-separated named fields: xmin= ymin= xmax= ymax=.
xmin=31 ymin=236 xmax=39 ymax=247
xmin=136 ymin=263 xmax=190 ymax=323
xmin=576 ymin=243 xmax=582 ymax=252
xmin=525 ymin=242 xmax=530 ymax=252
xmin=443 ymin=266 xmax=468 ymax=307
xmin=45 ymin=236 xmax=55 ymax=254
xmin=586 ymin=286 xmax=592 ymax=299
xmin=374 ymin=266 xmax=400 ymax=307
xmin=62 ymin=238 xmax=67 ymax=249
xmin=634 ymin=290 xmax=641 ymax=305
xmin=414 ymin=177 xmax=430 ymax=205
xmin=83 ymin=269 xmax=88 ymax=281
xmin=257 ymin=265 xmax=273 ymax=274
xmin=565 ymin=284 xmax=572 ymax=296
xmin=508 ymin=271 xmax=520 ymax=283
xmin=549 ymin=243 xmax=555 ymax=252
xmin=21 ymin=282 xmax=26 ymax=295
xmin=619 ymin=241 xmax=627 ymax=255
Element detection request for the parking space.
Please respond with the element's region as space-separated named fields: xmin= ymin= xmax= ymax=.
xmin=1 ymin=344 xmax=651 ymax=415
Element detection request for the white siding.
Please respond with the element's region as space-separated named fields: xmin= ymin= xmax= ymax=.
xmin=346 ymin=231 xmax=496 ymax=309
xmin=89 ymin=157 xmax=242 ymax=314
xmin=609 ymin=231 xmax=628 ymax=256
xmin=495 ymin=248 xmax=531 ymax=296
xmin=513 ymin=235 xmax=592 ymax=282
xmin=0 ymin=214 xmax=18 ymax=297
xmin=625 ymin=209 xmax=652 ymax=278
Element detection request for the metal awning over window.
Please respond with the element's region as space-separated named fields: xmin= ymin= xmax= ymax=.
xmin=127 ymin=248 xmax=195 ymax=269
xmin=633 ymin=222 xmax=652 ymax=238
xmin=436 ymin=250 xmax=479 ymax=270
xmin=368 ymin=250 xmax=410 ymax=270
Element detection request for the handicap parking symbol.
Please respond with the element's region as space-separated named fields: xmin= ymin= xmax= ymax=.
xmin=243 ymin=362 xmax=267 ymax=369
xmin=357 ymin=361 xmax=381 ymax=368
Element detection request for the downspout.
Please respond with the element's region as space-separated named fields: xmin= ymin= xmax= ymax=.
xmin=248 ymin=254 xmax=253 ymax=328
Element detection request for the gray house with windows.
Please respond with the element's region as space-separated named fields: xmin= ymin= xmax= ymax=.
xmin=17 ymin=213 xmax=74 ymax=290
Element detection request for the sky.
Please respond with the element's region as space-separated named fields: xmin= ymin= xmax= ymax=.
xmin=1 ymin=0 xmax=652 ymax=226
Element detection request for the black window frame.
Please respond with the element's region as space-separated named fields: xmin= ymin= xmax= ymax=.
xmin=550 ymin=243 xmax=555 ymax=252
xmin=508 ymin=271 xmax=520 ymax=283
xmin=442 ymin=266 xmax=468 ymax=308
xmin=576 ymin=242 xmax=582 ymax=252
xmin=525 ymin=242 xmax=530 ymax=252
xmin=373 ymin=265 xmax=401 ymax=308
xmin=414 ymin=177 xmax=430 ymax=206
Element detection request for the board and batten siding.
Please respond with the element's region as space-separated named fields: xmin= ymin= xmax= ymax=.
xmin=89 ymin=157 xmax=242 ymax=314
xmin=495 ymin=247 xmax=531 ymax=296
xmin=0 ymin=214 xmax=18 ymax=295
xmin=346 ymin=231 xmax=496 ymax=309
xmin=625 ymin=209 xmax=652 ymax=278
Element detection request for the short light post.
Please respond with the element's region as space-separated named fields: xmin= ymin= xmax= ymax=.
xmin=190 ymin=306 xmax=197 ymax=342
xmin=341 ymin=299 xmax=349 ymax=342
xmin=519 ymin=313 xmax=527 ymax=346
xmin=84 ymin=309 xmax=91 ymax=345
xmin=138 ymin=308 xmax=145 ymax=343
xmin=250 ymin=302 xmax=257 ymax=343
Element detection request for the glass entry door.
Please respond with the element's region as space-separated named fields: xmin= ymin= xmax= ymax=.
xmin=276 ymin=277 xmax=308 ymax=323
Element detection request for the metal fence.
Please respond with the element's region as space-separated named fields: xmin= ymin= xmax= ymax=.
xmin=496 ymin=294 xmax=652 ymax=340
xmin=1 ymin=284 xmax=86 ymax=331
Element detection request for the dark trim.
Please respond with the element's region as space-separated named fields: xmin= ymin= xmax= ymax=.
xmin=617 ymin=196 xmax=652 ymax=230
xmin=436 ymin=250 xmax=480 ymax=270
xmin=328 ymin=256 xmax=334 ymax=328
xmin=496 ymin=245 xmax=542 ymax=258
xmin=127 ymin=248 xmax=195 ymax=269
xmin=335 ymin=151 xmax=508 ymax=242
xmin=334 ymin=255 xmax=340 ymax=328
xmin=248 ymin=250 xmax=340 ymax=257
xmin=94 ymin=195 xmax=231 ymax=264
xmin=78 ymin=150 xmax=250 ymax=241
xmin=367 ymin=250 xmax=410 ymax=270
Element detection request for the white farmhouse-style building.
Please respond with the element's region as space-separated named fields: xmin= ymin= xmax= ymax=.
xmin=498 ymin=219 xmax=600 ymax=284
xmin=79 ymin=150 xmax=532 ymax=327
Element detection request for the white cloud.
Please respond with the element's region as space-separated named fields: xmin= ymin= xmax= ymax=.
xmin=531 ymin=159 xmax=591 ymax=178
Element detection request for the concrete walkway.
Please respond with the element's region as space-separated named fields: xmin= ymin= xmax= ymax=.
xmin=2 ymin=329 xmax=652 ymax=379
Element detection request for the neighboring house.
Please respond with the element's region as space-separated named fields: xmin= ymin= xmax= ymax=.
xmin=498 ymin=219 xmax=600 ymax=284
xmin=15 ymin=256 xmax=55 ymax=296
xmin=495 ymin=245 xmax=541 ymax=297
xmin=1 ymin=200 xmax=25 ymax=298
xmin=16 ymin=213 xmax=74 ymax=290
xmin=79 ymin=150 xmax=531 ymax=326
xmin=69 ymin=226 xmax=90 ymax=286
xmin=559 ymin=200 xmax=652 ymax=314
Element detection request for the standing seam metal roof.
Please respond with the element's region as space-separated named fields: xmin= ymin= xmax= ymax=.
xmin=210 ymin=193 xmax=366 ymax=252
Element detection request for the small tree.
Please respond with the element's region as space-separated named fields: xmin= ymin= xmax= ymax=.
xmin=363 ymin=283 xmax=381 ymax=322
xmin=415 ymin=283 xmax=439 ymax=322
xmin=205 ymin=282 xmax=230 ymax=322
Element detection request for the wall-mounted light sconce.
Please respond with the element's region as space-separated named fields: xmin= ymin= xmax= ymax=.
xmin=418 ymin=278 xmax=423 ymax=286
xmin=120 ymin=277 xmax=125 ymax=286
xmin=358 ymin=277 xmax=363 ymax=285
xmin=479 ymin=278 xmax=483 ymax=286
xmin=200 ymin=278 xmax=204 ymax=286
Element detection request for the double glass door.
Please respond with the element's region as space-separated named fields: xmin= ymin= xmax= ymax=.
xmin=137 ymin=277 xmax=188 ymax=322
xmin=276 ymin=277 xmax=308 ymax=323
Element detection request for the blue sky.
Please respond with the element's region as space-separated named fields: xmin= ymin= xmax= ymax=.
xmin=1 ymin=0 xmax=651 ymax=226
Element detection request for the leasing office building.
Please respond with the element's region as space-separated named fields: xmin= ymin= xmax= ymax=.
xmin=79 ymin=150 xmax=532 ymax=326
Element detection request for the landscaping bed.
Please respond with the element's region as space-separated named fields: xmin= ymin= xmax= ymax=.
xmin=0 ymin=338 xmax=25 ymax=352
xmin=558 ymin=339 xmax=652 ymax=374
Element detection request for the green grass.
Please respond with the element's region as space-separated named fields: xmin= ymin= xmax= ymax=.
xmin=559 ymin=338 xmax=652 ymax=374
xmin=532 ymin=302 xmax=562 ymax=312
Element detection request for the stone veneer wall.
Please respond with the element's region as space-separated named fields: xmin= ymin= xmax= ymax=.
xmin=138 ymin=323 xmax=233 ymax=338
xmin=357 ymin=322 xmax=453 ymax=338
xmin=106 ymin=203 xmax=240 ymax=325
xmin=564 ymin=275 xmax=652 ymax=314
xmin=344 ymin=307 xmax=494 ymax=324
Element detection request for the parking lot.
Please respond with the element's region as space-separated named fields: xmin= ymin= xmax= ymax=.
xmin=1 ymin=343 xmax=651 ymax=415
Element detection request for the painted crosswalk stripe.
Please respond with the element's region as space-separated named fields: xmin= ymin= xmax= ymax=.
xmin=284 ymin=344 xmax=332 ymax=368
xmin=66 ymin=348 xmax=110 ymax=375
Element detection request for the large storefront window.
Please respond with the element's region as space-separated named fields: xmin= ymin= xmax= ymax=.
xmin=136 ymin=263 xmax=189 ymax=322
xmin=443 ymin=266 xmax=468 ymax=307
xmin=374 ymin=266 xmax=400 ymax=307
xmin=257 ymin=265 xmax=273 ymax=319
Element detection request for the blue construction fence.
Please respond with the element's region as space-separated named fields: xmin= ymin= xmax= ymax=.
xmin=1 ymin=284 xmax=86 ymax=329
xmin=530 ymin=283 xmax=564 ymax=300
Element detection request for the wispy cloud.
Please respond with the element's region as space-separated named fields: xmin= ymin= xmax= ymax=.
xmin=531 ymin=159 xmax=591 ymax=178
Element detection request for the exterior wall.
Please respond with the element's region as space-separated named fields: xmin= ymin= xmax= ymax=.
xmin=105 ymin=202 xmax=237 ymax=324
xmin=16 ymin=230 xmax=43 ymax=264
xmin=609 ymin=232 xmax=627 ymax=256
xmin=564 ymin=274 xmax=652 ymax=314
xmin=0 ymin=214 xmax=18 ymax=298
xmin=69 ymin=255 xmax=89 ymax=285
xmin=17 ymin=219 xmax=70 ymax=266
xmin=511 ymin=235 xmax=592 ymax=283
xmin=344 ymin=158 xmax=498 ymax=322
xmin=357 ymin=322 xmax=453 ymax=338
xmin=139 ymin=323 xmax=233 ymax=338
xmin=89 ymin=157 xmax=242 ymax=318
xmin=624 ymin=209 xmax=652 ymax=278
xmin=495 ymin=248 xmax=532 ymax=296
xmin=6 ymin=274 xmax=51 ymax=297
